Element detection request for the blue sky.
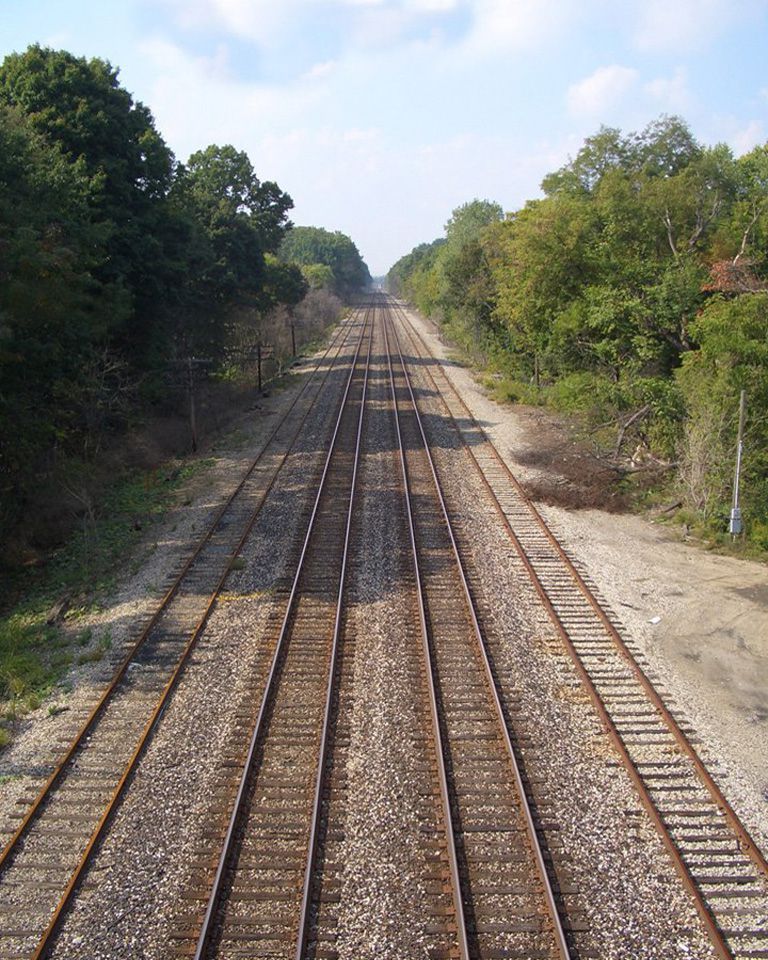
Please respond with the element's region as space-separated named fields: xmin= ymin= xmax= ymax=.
xmin=2 ymin=0 xmax=768 ymax=274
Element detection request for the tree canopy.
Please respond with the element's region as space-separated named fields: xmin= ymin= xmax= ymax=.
xmin=0 ymin=44 xmax=367 ymax=548
xmin=388 ymin=116 xmax=768 ymax=548
xmin=279 ymin=226 xmax=371 ymax=296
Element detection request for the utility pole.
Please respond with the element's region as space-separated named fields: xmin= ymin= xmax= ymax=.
xmin=729 ymin=389 xmax=746 ymax=537
xmin=188 ymin=355 xmax=197 ymax=453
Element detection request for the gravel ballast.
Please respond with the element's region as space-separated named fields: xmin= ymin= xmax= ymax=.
xmin=399 ymin=301 xmax=768 ymax=859
xmin=0 ymin=299 xmax=764 ymax=958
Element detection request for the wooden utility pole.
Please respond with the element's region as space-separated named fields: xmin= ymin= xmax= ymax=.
xmin=188 ymin=355 xmax=197 ymax=453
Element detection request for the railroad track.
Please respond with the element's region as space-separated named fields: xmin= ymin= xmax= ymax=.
xmin=176 ymin=303 xmax=574 ymax=960
xmin=387 ymin=295 xmax=768 ymax=960
xmin=0 ymin=309 xmax=367 ymax=960
xmin=171 ymin=305 xmax=374 ymax=959
xmin=382 ymin=308 xmax=575 ymax=959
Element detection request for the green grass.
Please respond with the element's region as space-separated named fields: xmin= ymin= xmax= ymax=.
xmin=0 ymin=320 xmax=341 ymax=746
xmin=0 ymin=457 xmax=215 ymax=745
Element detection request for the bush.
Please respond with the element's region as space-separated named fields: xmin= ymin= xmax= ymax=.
xmin=677 ymin=294 xmax=768 ymax=536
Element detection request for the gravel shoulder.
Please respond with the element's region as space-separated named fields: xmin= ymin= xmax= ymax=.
xmin=402 ymin=302 xmax=768 ymax=854
xmin=0 ymin=332 xmax=340 ymax=836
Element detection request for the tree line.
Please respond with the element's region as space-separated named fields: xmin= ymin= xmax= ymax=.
xmin=388 ymin=117 xmax=768 ymax=548
xmin=0 ymin=45 xmax=370 ymax=550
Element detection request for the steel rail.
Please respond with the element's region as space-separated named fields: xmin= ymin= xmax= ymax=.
xmin=392 ymin=295 xmax=768 ymax=881
xmin=381 ymin=309 xmax=471 ymax=960
xmin=0 ymin=312 xmax=355 ymax=874
xmin=193 ymin=306 xmax=374 ymax=960
xmin=388 ymin=296 xmax=755 ymax=960
xmin=384 ymin=305 xmax=573 ymax=960
xmin=294 ymin=299 xmax=374 ymax=960
xmin=10 ymin=313 xmax=362 ymax=960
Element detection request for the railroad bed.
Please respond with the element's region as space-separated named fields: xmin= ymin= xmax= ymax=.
xmin=0 ymin=296 xmax=765 ymax=960
xmin=0 ymin=310 xmax=366 ymax=959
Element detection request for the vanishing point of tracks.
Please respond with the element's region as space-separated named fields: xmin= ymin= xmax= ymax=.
xmin=175 ymin=299 xmax=572 ymax=959
xmin=0 ymin=294 xmax=766 ymax=960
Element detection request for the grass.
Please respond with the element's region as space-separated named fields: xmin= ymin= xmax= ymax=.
xmin=0 ymin=458 xmax=214 ymax=746
xmin=0 ymin=319 xmax=340 ymax=748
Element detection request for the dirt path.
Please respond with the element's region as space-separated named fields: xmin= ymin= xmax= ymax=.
xmin=402 ymin=302 xmax=768 ymax=853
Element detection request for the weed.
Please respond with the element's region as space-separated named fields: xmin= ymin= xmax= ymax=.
xmin=76 ymin=628 xmax=113 ymax=665
xmin=25 ymin=693 xmax=42 ymax=712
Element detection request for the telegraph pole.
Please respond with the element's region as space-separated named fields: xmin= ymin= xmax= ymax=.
xmin=188 ymin=355 xmax=198 ymax=453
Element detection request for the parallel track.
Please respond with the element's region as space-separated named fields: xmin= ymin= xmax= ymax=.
xmin=0 ymin=311 xmax=364 ymax=960
xmin=181 ymin=303 xmax=574 ymax=960
xmin=183 ymin=307 xmax=374 ymax=959
xmin=388 ymin=295 xmax=768 ymax=960
xmin=6 ymin=290 xmax=765 ymax=959
xmin=384 ymin=309 xmax=573 ymax=959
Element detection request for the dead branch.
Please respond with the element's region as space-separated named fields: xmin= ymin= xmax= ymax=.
xmin=614 ymin=403 xmax=651 ymax=458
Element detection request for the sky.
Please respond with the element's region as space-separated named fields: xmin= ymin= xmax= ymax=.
xmin=2 ymin=1 xmax=768 ymax=275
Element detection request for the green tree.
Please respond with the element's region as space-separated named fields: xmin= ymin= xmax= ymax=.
xmin=279 ymin=226 xmax=370 ymax=296
xmin=0 ymin=45 xmax=176 ymax=353
xmin=300 ymin=263 xmax=336 ymax=290
xmin=677 ymin=294 xmax=768 ymax=534
xmin=0 ymin=103 xmax=112 ymax=533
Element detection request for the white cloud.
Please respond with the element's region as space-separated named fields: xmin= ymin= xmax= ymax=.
xmin=302 ymin=60 xmax=337 ymax=80
xmin=634 ymin=0 xmax=738 ymax=52
xmin=139 ymin=38 xmax=323 ymax=158
xmin=159 ymin=0 xmax=299 ymax=44
xmin=162 ymin=0 xmax=576 ymax=58
xmin=160 ymin=0 xmax=460 ymax=49
xmin=567 ymin=65 xmax=638 ymax=117
xmin=404 ymin=0 xmax=460 ymax=10
xmin=462 ymin=0 xmax=577 ymax=57
xmin=644 ymin=66 xmax=692 ymax=112
xmin=731 ymin=120 xmax=764 ymax=155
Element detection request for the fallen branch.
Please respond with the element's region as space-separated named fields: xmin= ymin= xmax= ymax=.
xmin=614 ymin=403 xmax=652 ymax=458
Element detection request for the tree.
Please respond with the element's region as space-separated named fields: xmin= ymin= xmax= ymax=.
xmin=0 ymin=45 xmax=176 ymax=347
xmin=0 ymin=103 xmax=112 ymax=534
xmin=279 ymin=227 xmax=371 ymax=296
xmin=301 ymin=263 xmax=336 ymax=290
xmin=542 ymin=126 xmax=632 ymax=196
xmin=444 ymin=199 xmax=503 ymax=244
xmin=677 ymin=294 xmax=768 ymax=532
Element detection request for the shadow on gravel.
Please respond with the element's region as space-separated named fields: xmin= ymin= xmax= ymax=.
xmin=496 ymin=405 xmax=634 ymax=513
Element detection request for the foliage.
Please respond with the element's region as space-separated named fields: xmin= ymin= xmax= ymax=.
xmin=677 ymin=294 xmax=768 ymax=528
xmin=388 ymin=116 xmax=768 ymax=548
xmin=279 ymin=226 xmax=371 ymax=296
xmin=0 ymin=45 xmax=359 ymax=554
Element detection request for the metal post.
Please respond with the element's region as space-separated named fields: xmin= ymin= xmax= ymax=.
xmin=257 ymin=343 xmax=262 ymax=394
xmin=291 ymin=320 xmax=296 ymax=357
xmin=729 ymin=389 xmax=746 ymax=536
